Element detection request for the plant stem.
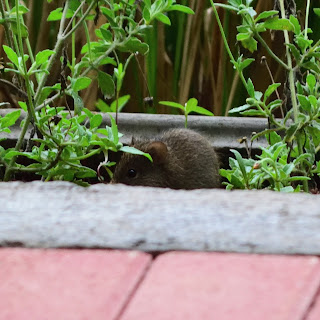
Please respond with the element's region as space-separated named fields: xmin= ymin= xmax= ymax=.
xmin=254 ymin=32 xmax=290 ymax=71
xmin=210 ymin=1 xmax=247 ymax=87
xmin=66 ymin=148 xmax=102 ymax=161
xmin=82 ymin=15 xmax=92 ymax=62
xmin=279 ymin=0 xmax=308 ymax=192
xmin=305 ymin=0 xmax=310 ymax=39
xmin=63 ymin=0 xmax=86 ymax=34
xmin=3 ymin=113 xmax=31 ymax=181
xmin=34 ymin=0 xmax=70 ymax=105
xmin=63 ymin=1 xmax=95 ymax=40
xmin=0 ymin=0 xmax=13 ymax=49
xmin=72 ymin=19 xmax=76 ymax=74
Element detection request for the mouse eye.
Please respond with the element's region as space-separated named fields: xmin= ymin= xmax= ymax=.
xmin=127 ymin=169 xmax=137 ymax=178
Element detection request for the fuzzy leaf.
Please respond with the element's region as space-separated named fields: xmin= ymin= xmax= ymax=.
xmin=228 ymin=104 xmax=251 ymax=114
xmin=72 ymin=77 xmax=92 ymax=92
xmin=120 ymin=146 xmax=152 ymax=162
xmin=168 ymin=5 xmax=194 ymax=14
xmin=90 ymin=114 xmax=103 ymax=129
xmin=35 ymin=49 xmax=55 ymax=66
xmin=3 ymin=45 xmax=19 ymax=67
xmin=159 ymin=101 xmax=184 ymax=111
xmin=255 ymin=10 xmax=278 ymax=22
xmin=155 ymin=13 xmax=171 ymax=25
xmin=98 ymin=71 xmax=115 ymax=99
xmin=263 ymin=18 xmax=294 ymax=31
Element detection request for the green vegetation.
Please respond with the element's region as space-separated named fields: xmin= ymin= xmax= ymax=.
xmin=214 ymin=0 xmax=320 ymax=192
xmin=0 ymin=0 xmax=192 ymax=183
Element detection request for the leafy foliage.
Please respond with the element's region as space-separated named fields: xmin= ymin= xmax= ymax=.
xmin=0 ymin=0 xmax=192 ymax=183
xmin=212 ymin=0 xmax=320 ymax=192
xmin=159 ymin=98 xmax=214 ymax=128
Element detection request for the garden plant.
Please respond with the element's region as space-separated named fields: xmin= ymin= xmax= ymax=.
xmin=0 ymin=0 xmax=193 ymax=184
xmin=212 ymin=0 xmax=320 ymax=193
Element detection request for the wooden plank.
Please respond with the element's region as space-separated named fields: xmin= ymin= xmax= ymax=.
xmin=0 ymin=181 xmax=320 ymax=254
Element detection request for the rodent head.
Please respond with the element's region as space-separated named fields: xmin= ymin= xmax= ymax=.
xmin=111 ymin=141 xmax=171 ymax=187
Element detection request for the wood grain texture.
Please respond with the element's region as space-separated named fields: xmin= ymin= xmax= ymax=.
xmin=0 ymin=181 xmax=319 ymax=254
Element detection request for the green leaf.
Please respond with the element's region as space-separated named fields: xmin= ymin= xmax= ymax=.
xmin=231 ymin=149 xmax=248 ymax=182
xmin=289 ymin=15 xmax=301 ymax=35
xmin=120 ymin=37 xmax=149 ymax=55
xmin=185 ymin=98 xmax=198 ymax=113
xmin=98 ymin=71 xmax=115 ymax=99
xmin=240 ymin=36 xmax=257 ymax=53
xmin=267 ymin=131 xmax=282 ymax=145
xmin=263 ymin=17 xmax=294 ymax=31
xmin=144 ymin=0 xmax=151 ymax=9
xmin=313 ymin=8 xmax=320 ymax=17
xmin=238 ymin=58 xmax=254 ymax=71
xmin=287 ymin=43 xmax=301 ymax=62
xmin=297 ymin=94 xmax=311 ymax=112
xmin=237 ymin=32 xmax=251 ymax=41
xmin=9 ymin=21 xmax=29 ymax=38
xmin=280 ymin=186 xmax=294 ymax=193
xmin=285 ymin=123 xmax=299 ymax=143
xmin=306 ymin=74 xmax=316 ymax=92
xmin=168 ymin=4 xmax=194 ymax=14
xmin=3 ymin=45 xmax=19 ymax=67
xmin=214 ymin=3 xmax=238 ymax=11
xmin=10 ymin=4 xmax=29 ymax=14
xmin=247 ymin=78 xmax=254 ymax=97
xmin=159 ymin=101 xmax=184 ymax=111
xmin=18 ymin=101 xmax=27 ymax=112
xmin=255 ymin=10 xmax=278 ymax=22
xmin=264 ymin=83 xmax=281 ymax=102
xmin=120 ymin=146 xmax=152 ymax=162
xmin=143 ymin=6 xmax=151 ymax=22
xmin=0 ymin=110 xmax=21 ymax=128
xmin=47 ymin=8 xmax=73 ymax=21
xmin=189 ymin=106 xmax=214 ymax=116
xmin=96 ymin=100 xmax=110 ymax=113
xmin=70 ymin=92 xmax=83 ymax=115
xmin=228 ymin=104 xmax=251 ymax=114
xmin=155 ymin=13 xmax=171 ymax=25
xmin=240 ymin=109 xmax=266 ymax=116
xmin=109 ymin=113 xmax=119 ymax=144
xmin=72 ymin=77 xmax=92 ymax=92
xmin=90 ymin=114 xmax=103 ymax=129
xmin=110 ymin=95 xmax=130 ymax=112
xmin=302 ymin=60 xmax=320 ymax=74
xmin=35 ymin=49 xmax=55 ymax=66
xmin=38 ymin=83 xmax=61 ymax=105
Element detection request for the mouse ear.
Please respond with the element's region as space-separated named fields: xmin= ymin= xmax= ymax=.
xmin=147 ymin=141 xmax=168 ymax=164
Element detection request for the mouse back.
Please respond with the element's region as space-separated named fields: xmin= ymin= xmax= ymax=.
xmin=111 ymin=128 xmax=220 ymax=189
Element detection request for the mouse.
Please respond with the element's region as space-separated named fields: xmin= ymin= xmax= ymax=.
xmin=111 ymin=128 xmax=220 ymax=189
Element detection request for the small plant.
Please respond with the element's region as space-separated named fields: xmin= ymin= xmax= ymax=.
xmin=211 ymin=0 xmax=320 ymax=193
xmin=0 ymin=0 xmax=193 ymax=183
xmin=160 ymin=98 xmax=214 ymax=128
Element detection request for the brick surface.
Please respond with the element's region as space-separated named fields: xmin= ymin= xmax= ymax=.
xmin=120 ymin=252 xmax=320 ymax=320
xmin=0 ymin=248 xmax=151 ymax=320
xmin=305 ymin=292 xmax=320 ymax=320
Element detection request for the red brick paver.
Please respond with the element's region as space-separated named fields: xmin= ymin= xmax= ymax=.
xmin=120 ymin=252 xmax=320 ymax=320
xmin=0 ymin=248 xmax=151 ymax=320
xmin=306 ymin=291 xmax=320 ymax=320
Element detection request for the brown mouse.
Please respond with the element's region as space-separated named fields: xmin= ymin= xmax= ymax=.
xmin=111 ymin=128 xmax=220 ymax=189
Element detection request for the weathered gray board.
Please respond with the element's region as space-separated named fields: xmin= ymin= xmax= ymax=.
xmin=0 ymin=181 xmax=320 ymax=255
